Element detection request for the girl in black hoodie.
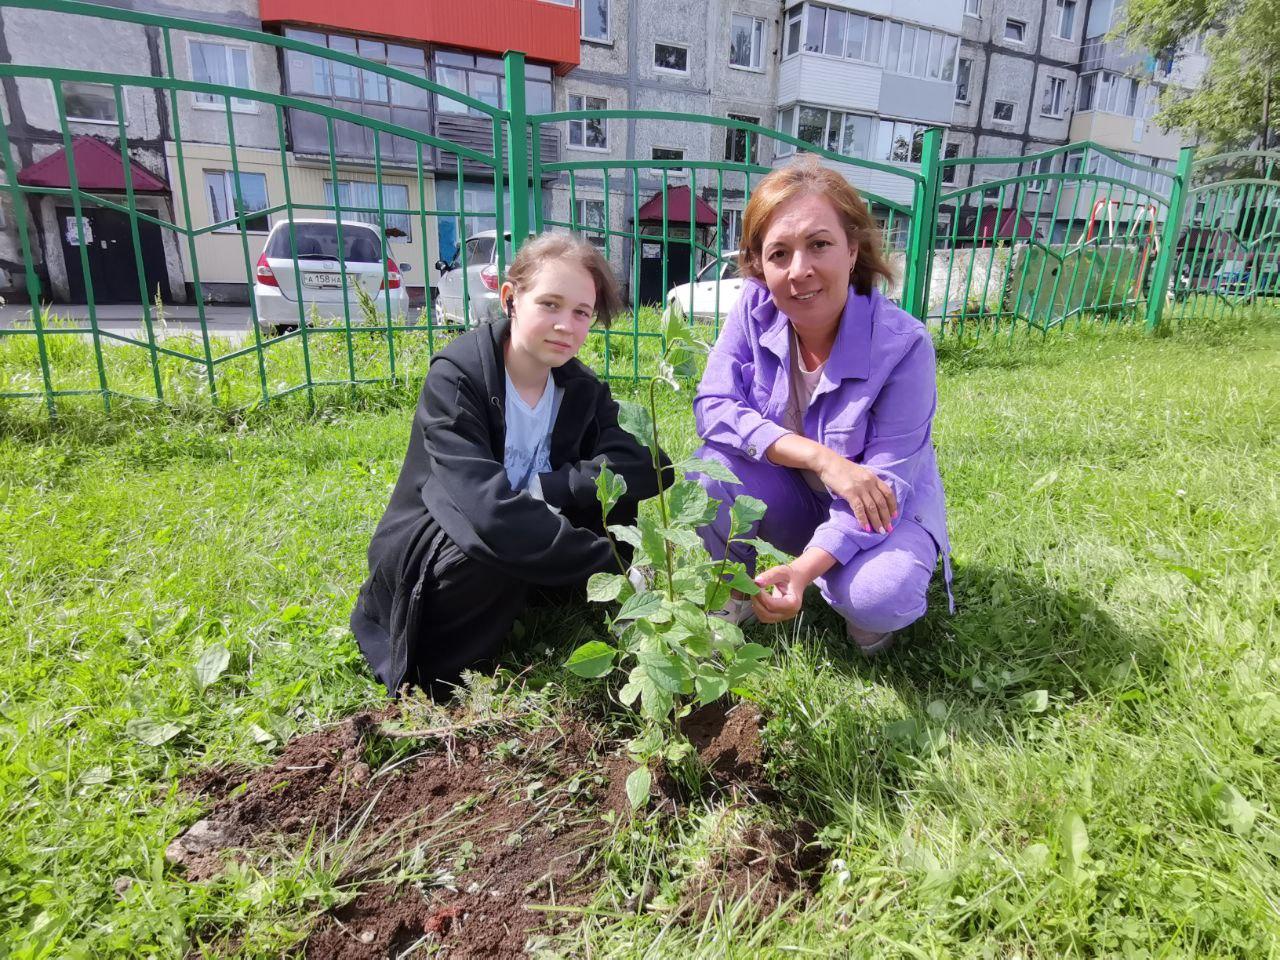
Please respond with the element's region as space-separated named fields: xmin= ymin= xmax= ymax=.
xmin=351 ymin=233 xmax=671 ymax=694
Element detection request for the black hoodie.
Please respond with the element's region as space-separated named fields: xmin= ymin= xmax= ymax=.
xmin=351 ymin=316 xmax=672 ymax=690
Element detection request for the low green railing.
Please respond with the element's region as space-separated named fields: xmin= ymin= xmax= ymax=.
xmin=0 ymin=0 xmax=1274 ymax=417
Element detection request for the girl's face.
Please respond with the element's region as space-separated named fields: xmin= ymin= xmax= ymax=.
xmin=758 ymin=191 xmax=858 ymax=335
xmin=501 ymin=258 xmax=597 ymax=369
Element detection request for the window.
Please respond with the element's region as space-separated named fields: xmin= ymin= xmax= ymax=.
xmin=964 ymin=0 xmax=981 ymax=16
xmin=779 ymin=105 xmax=874 ymax=158
xmin=62 ymin=81 xmax=120 ymax=124
xmin=1004 ymin=19 xmax=1026 ymax=43
xmin=1023 ymin=156 xmax=1053 ymax=192
xmin=190 ymin=40 xmax=254 ymax=112
xmin=730 ymin=15 xmax=765 ymax=69
xmin=725 ymin=113 xmax=760 ymax=163
xmin=204 ymin=170 xmax=269 ymax=232
xmin=955 ymin=57 xmax=972 ymax=102
xmin=567 ymin=94 xmax=608 ymax=149
xmin=1079 ymin=71 xmax=1141 ymax=116
xmin=721 ymin=209 xmax=743 ymax=250
xmin=876 ymin=15 xmax=957 ymax=80
xmin=323 ymin=179 xmax=412 ymax=239
xmin=993 ymin=100 xmax=1015 ymax=122
xmin=654 ymin=42 xmax=688 ymax=73
xmin=1056 ymin=0 xmax=1077 ymax=39
xmin=785 ymin=7 xmax=803 ymax=56
xmin=875 ymin=119 xmax=927 ymax=164
xmin=651 ymin=147 xmax=685 ymax=180
xmin=1042 ymin=76 xmax=1067 ymax=116
xmin=430 ymin=51 xmax=552 ymax=118
xmin=582 ymin=0 xmax=609 ymax=41
xmin=1077 ymin=72 xmax=1097 ymax=110
xmin=575 ymin=199 xmax=606 ymax=250
xmin=941 ymin=141 xmax=961 ymax=184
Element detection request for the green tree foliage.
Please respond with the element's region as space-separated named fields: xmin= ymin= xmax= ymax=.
xmin=1121 ymin=0 xmax=1280 ymax=152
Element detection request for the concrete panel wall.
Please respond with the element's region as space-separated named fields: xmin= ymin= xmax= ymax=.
xmin=779 ymin=55 xmax=881 ymax=112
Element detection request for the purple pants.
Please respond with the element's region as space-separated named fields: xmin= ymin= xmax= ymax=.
xmin=693 ymin=443 xmax=939 ymax=634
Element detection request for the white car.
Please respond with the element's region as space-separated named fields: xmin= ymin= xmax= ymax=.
xmin=665 ymin=252 xmax=744 ymax=322
xmin=252 ymin=219 xmax=409 ymax=334
xmin=434 ymin=229 xmax=512 ymax=327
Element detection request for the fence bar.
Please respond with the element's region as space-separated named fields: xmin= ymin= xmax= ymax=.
xmin=503 ymin=51 xmax=529 ymax=253
xmin=1145 ymin=146 xmax=1196 ymax=332
xmin=904 ymin=127 xmax=943 ymax=320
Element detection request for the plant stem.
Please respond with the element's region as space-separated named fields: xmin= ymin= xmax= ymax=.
xmin=648 ymin=375 xmax=675 ymax=600
xmin=601 ymin=500 xmax=628 ymax=577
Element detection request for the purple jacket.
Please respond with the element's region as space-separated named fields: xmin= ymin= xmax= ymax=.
xmin=695 ymin=280 xmax=952 ymax=596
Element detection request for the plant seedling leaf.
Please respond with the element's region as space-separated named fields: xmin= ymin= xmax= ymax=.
xmin=608 ymin=524 xmax=643 ymax=551
xmin=740 ymin=537 xmax=792 ymax=568
xmin=735 ymin=642 xmax=772 ymax=662
xmin=680 ymin=457 xmax=741 ymax=486
xmin=127 ymin=718 xmax=182 ymax=747
xmin=193 ymin=643 xmax=230 ymax=692
xmin=587 ymin=572 xmax=628 ymax=603
xmin=565 ymin=641 xmax=617 ymax=678
xmin=617 ymin=591 xmax=664 ymax=621
xmin=637 ymin=648 xmax=691 ymax=694
xmin=1021 ymin=689 xmax=1049 ymax=713
xmin=668 ymin=480 xmax=715 ymax=526
xmin=729 ymin=495 xmax=767 ymax=538
xmin=695 ymin=670 xmax=729 ymax=705
xmin=1216 ymin=783 xmax=1259 ymax=834
xmin=616 ymin=401 xmax=656 ymax=452
xmin=595 ymin=464 xmax=627 ymax=517
xmin=1060 ymin=809 xmax=1089 ymax=883
xmin=625 ymin=765 xmax=652 ymax=810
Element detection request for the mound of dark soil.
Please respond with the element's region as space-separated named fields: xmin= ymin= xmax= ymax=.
xmin=169 ymin=700 xmax=814 ymax=957
xmin=680 ymin=820 xmax=823 ymax=918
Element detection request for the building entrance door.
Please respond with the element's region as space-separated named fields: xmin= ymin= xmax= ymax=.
xmin=57 ymin=204 xmax=172 ymax=304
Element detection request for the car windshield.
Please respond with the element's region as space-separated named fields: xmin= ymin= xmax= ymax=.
xmin=456 ymin=235 xmax=513 ymax=268
xmin=697 ymin=258 xmax=738 ymax=283
xmin=265 ymin=223 xmax=384 ymax=262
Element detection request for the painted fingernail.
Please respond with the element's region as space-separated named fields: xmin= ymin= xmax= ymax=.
xmin=887 ymin=524 xmax=894 ymax=533
xmin=863 ymin=524 xmax=872 ymax=533
xmin=878 ymin=526 xmax=886 ymax=534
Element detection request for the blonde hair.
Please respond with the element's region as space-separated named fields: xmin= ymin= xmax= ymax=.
xmin=504 ymin=232 xmax=624 ymax=327
xmin=738 ymin=155 xmax=895 ymax=296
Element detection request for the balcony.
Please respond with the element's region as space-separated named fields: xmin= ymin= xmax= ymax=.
xmin=260 ymin=0 xmax=580 ymax=73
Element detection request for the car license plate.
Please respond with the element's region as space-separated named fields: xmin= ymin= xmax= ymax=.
xmin=303 ymin=272 xmax=343 ymax=287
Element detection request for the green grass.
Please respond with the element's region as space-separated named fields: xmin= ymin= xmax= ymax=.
xmin=1 ymin=314 xmax=1277 ymax=957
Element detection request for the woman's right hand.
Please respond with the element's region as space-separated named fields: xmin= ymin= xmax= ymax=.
xmin=816 ymin=452 xmax=898 ymax=533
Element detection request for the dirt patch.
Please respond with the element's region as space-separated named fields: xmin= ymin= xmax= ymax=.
xmin=681 ymin=702 xmax=767 ymax=789
xmin=171 ymin=711 xmax=610 ymax=958
xmin=680 ymin=819 xmax=823 ymax=918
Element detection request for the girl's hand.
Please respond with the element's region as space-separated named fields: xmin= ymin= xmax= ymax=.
xmin=817 ymin=454 xmax=898 ymax=534
xmin=751 ymin=564 xmax=806 ymax=624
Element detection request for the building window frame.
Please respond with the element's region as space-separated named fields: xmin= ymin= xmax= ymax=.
xmin=1041 ymin=75 xmax=1067 ymax=117
xmin=725 ymin=112 xmax=761 ymax=163
xmin=567 ymin=93 xmax=609 ymax=151
xmin=204 ymin=169 xmax=270 ymax=233
xmin=1003 ymin=18 xmax=1027 ymax=44
xmin=992 ymin=99 xmax=1016 ymax=123
xmin=964 ymin=0 xmax=981 ymax=18
xmin=955 ymin=57 xmax=972 ymax=103
xmin=61 ymin=80 xmax=126 ymax=125
xmin=581 ymin=0 xmax=610 ymax=43
xmin=729 ymin=14 xmax=766 ymax=71
xmin=1023 ymin=155 xmax=1053 ymax=192
xmin=941 ymin=140 xmax=961 ymax=185
xmin=188 ymin=38 xmax=256 ymax=113
xmin=875 ymin=117 xmax=931 ymax=165
xmin=323 ymin=178 xmax=413 ymax=240
xmin=1055 ymin=0 xmax=1077 ymax=40
xmin=653 ymin=41 xmax=690 ymax=74
xmin=574 ymin=197 xmax=607 ymax=250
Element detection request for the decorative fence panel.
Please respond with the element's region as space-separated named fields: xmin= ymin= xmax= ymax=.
xmin=0 ymin=0 xmax=1275 ymax=418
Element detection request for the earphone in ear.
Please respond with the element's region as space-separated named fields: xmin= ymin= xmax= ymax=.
xmin=505 ymin=297 xmax=514 ymax=316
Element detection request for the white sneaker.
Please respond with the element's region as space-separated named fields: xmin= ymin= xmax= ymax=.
xmin=846 ymin=620 xmax=896 ymax=656
xmin=709 ymin=596 xmax=757 ymax=627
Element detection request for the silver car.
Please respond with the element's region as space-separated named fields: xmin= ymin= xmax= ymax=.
xmin=434 ymin=229 xmax=512 ymax=326
xmin=665 ymin=251 xmax=744 ymax=323
xmin=253 ymin=219 xmax=410 ymax=335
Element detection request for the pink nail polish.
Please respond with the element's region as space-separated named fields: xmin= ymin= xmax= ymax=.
xmin=887 ymin=524 xmax=894 ymax=533
xmin=863 ymin=524 xmax=871 ymax=533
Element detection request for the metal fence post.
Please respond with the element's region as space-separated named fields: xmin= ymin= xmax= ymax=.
xmin=903 ymin=126 xmax=943 ymax=321
xmin=503 ymin=50 xmax=529 ymax=255
xmin=1145 ymin=145 xmax=1196 ymax=333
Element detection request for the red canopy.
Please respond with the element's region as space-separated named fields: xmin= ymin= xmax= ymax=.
xmin=976 ymin=206 xmax=1037 ymax=240
xmin=636 ymin=185 xmax=719 ymax=225
xmin=17 ymin=136 xmax=168 ymax=193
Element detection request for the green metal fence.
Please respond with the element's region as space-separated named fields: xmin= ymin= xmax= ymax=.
xmin=0 ymin=0 xmax=1273 ymax=417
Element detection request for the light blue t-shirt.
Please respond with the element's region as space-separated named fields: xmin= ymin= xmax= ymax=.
xmin=503 ymin=369 xmax=564 ymax=500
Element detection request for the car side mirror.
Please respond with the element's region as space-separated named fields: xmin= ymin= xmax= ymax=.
xmin=398 ymin=261 xmax=412 ymax=273
xmin=434 ymin=259 xmax=450 ymax=274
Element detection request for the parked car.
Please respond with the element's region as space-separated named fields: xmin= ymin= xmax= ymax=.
xmin=665 ymin=252 xmax=744 ymax=322
xmin=252 ymin=219 xmax=410 ymax=335
xmin=434 ymin=230 xmax=512 ymax=327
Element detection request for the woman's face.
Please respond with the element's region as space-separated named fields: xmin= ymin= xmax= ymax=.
xmin=758 ymin=191 xmax=858 ymax=335
xmin=501 ymin=258 xmax=597 ymax=369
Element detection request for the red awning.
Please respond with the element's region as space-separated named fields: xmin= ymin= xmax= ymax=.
xmin=636 ymin=185 xmax=719 ymax=225
xmin=17 ymin=136 xmax=168 ymax=193
xmin=976 ymin=206 xmax=1036 ymax=240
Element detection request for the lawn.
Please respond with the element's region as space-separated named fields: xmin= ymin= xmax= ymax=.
xmin=1 ymin=314 xmax=1277 ymax=958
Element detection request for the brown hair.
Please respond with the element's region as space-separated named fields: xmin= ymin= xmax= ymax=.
xmin=503 ymin=232 xmax=624 ymax=327
xmin=738 ymin=154 xmax=895 ymax=297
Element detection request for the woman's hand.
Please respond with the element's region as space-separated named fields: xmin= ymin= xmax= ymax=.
xmin=816 ymin=453 xmax=898 ymax=534
xmin=751 ymin=564 xmax=806 ymax=624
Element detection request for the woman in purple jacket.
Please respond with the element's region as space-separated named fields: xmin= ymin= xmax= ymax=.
xmin=694 ymin=156 xmax=952 ymax=654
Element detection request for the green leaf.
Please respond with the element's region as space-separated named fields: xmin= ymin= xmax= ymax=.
xmin=726 ymin=565 xmax=761 ymax=596
xmin=637 ymin=514 xmax=668 ymax=570
xmin=1060 ymin=809 xmax=1090 ymax=883
xmin=624 ymin=663 xmax=675 ymax=720
xmin=729 ymin=495 xmax=767 ymax=538
xmin=595 ymin=464 xmax=627 ymax=517
xmin=708 ymin=617 xmax=744 ymax=654
xmin=680 ymin=456 xmax=741 ymax=486
xmin=625 ymin=765 xmax=652 ymax=810
xmin=668 ymin=480 xmax=715 ymax=526
xmin=587 ymin=572 xmax=628 ymax=603
xmin=1027 ymin=468 xmax=1059 ymax=495
xmin=616 ymin=400 xmax=655 ymax=452
xmin=127 ymin=718 xmax=182 ymax=747
xmin=739 ymin=537 xmax=791 ymax=568
xmin=734 ymin=642 xmax=772 ymax=662
xmin=565 ymin=641 xmax=617 ymax=679
xmin=617 ymin=591 xmax=663 ymax=621
xmin=193 ymin=643 xmax=230 ymax=693
xmin=637 ymin=647 xmax=692 ymax=694
xmin=607 ymin=524 xmax=643 ymax=551
xmin=660 ymin=525 xmax=705 ymax=551
xmin=726 ymin=656 xmax=768 ymax=692
xmin=1215 ymin=782 xmax=1259 ymax=834
xmin=694 ymin=669 xmax=729 ymax=705
xmin=1021 ymin=689 xmax=1050 ymax=713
